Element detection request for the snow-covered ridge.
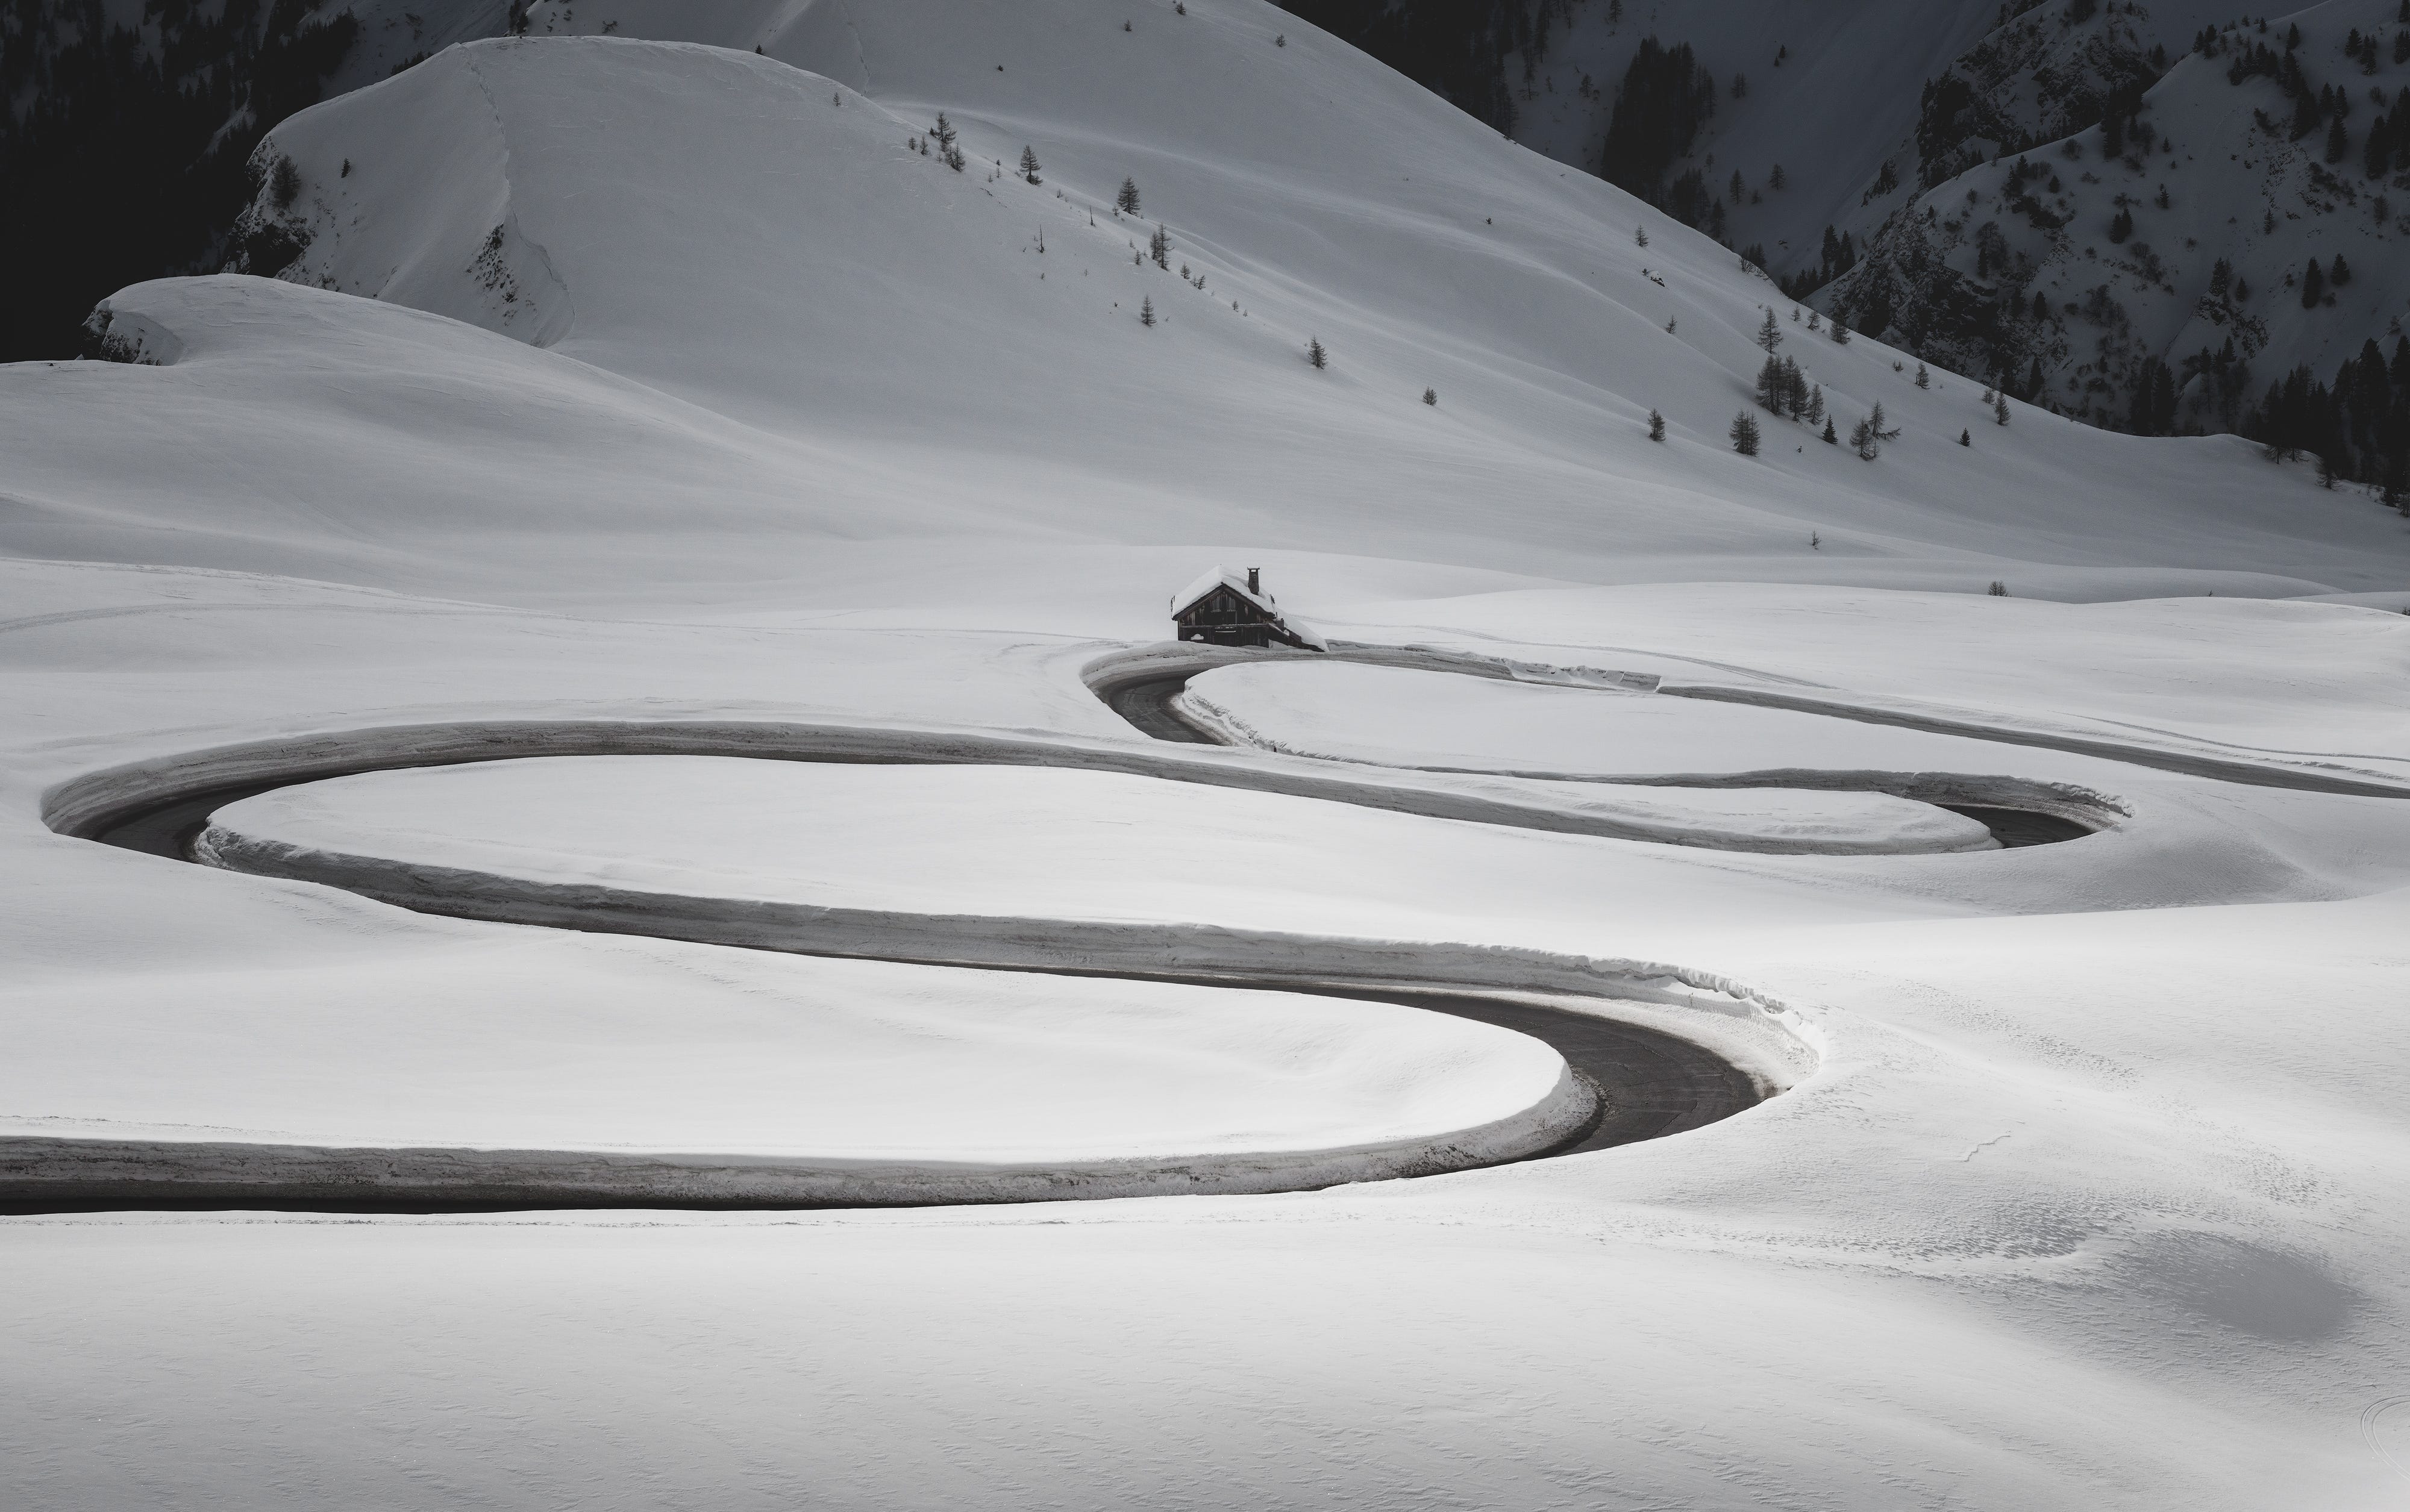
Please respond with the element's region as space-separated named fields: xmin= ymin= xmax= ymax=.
xmin=36 ymin=10 xmax=2399 ymax=599
xmin=1835 ymin=0 xmax=2410 ymax=452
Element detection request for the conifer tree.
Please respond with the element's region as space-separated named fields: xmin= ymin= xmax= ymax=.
xmin=2302 ymin=257 xmax=2327 ymax=307
xmin=1850 ymin=415 xmax=1878 ymax=459
xmin=1019 ymin=146 xmax=1042 ymax=184
xmin=1424 ymin=387 xmax=1438 ymax=405
xmin=1756 ymin=307 xmax=1783 ymax=353
xmin=1635 ymin=225 xmax=1649 ymax=247
xmin=1807 ymin=384 xmax=1825 ymax=424
xmin=1139 ymin=296 xmax=1155 ymax=327
xmin=1150 ymin=224 xmax=1171 ymax=269
xmin=1730 ymin=411 xmax=1761 ymax=455
xmin=1995 ymin=393 xmax=2011 ymax=425
xmin=1959 ymin=428 xmax=1971 ymax=446
xmin=1870 ymin=401 xmax=1898 ymax=442
xmin=1916 ymin=361 xmax=1931 ymax=389
xmin=1306 ymin=337 xmax=1327 ymax=369
xmin=1116 ymin=177 xmax=1141 ymax=214
xmin=1648 ymin=408 xmax=1666 ymax=440
xmin=1830 ymin=311 xmax=1851 ymax=344
xmin=1821 ymin=416 xmax=1838 ymax=444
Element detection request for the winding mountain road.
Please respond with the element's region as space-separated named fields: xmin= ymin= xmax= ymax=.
xmin=23 ymin=633 xmax=2260 ymax=1214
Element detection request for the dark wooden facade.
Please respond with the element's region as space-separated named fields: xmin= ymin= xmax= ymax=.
xmin=1171 ymin=567 xmax=1321 ymax=650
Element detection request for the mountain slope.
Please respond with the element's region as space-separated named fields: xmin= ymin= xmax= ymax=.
xmin=0 ymin=0 xmax=512 ymax=360
xmin=14 ymin=4 xmax=2402 ymax=608
xmin=1833 ymin=0 xmax=2410 ymax=462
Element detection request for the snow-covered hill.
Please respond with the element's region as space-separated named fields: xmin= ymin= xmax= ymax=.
xmin=1497 ymin=0 xmax=2410 ymax=465
xmin=1485 ymin=0 xmax=2226 ymax=286
xmin=24 ymin=2 xmax=2408 ymax=607
xmin=1834 ymin=0 xmax=2410 ymax=458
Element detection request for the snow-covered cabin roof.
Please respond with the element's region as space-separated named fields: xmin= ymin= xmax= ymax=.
xmin=1169 ymin=565 xmax=1276 ymax=617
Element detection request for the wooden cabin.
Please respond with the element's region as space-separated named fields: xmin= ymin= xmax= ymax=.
xmin=1169 ymin=566 xmax=1327 ymax=651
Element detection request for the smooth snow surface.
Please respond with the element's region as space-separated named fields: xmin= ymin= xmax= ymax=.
xmin=4 ymin=925 xmax=1568 ymax=1165
xmin=10 ymin=3 xmax=2410 ymax=1507
xmin=202 ymin=756 xmax=1976 ymax=948
xmin=1183 ymin=657 xmax=2142 ymax=781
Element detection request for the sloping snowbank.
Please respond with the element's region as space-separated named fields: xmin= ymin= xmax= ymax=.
xmin=2 ymin=892 xmax=1592 ymax=1198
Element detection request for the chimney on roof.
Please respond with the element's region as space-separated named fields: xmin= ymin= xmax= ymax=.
xmin=1247 ymin=567 xmax=1261 ymax=595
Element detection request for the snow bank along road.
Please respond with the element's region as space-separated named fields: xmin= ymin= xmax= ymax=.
xmin=28 ymin=636 xmax=2396 ymax=1215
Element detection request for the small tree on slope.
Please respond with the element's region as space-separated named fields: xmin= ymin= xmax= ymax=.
xmin=1307 ymin=337 xmax=1327 ymax=369
xmin=1756 ymin=307 xmax=1783 ymax=354
xmin=1648 ymin=408 xmax=1666 ymax=441
xmin=1019 ymin=146 xmax=1042 ymax=184
xmin=1117 ymin=177 xmax=1142 ymax=214
xmin=1730 ymin=411 xmax=1762 ymax=455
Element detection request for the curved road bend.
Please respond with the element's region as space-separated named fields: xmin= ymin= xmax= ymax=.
xmin=1097 ymin=666 xmax=2092 ymax=848
xmin=13 ymin=764 xmax=1765 ymax=1214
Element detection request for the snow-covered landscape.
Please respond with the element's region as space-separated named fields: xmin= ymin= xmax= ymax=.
xmin=8 ymin=1 xmax=2410 ymax=1506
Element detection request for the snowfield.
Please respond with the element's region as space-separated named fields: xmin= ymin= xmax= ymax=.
xmin=8 ymin=1 xmax=2410 ymax=1507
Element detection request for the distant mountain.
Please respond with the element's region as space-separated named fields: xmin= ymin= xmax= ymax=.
xmin=1829 ymin=0 xmax=2410 ymax=493
xmin=1295 ymin=0 xmax=2410 ymax=481
xmin=0 ymin=0 xmax=506 ymax=361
